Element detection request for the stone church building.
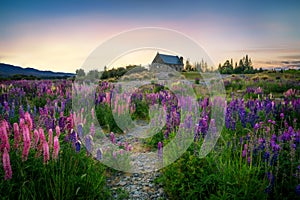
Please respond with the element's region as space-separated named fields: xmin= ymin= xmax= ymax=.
xmin=151 ymin=52 xmax=184 ymax=72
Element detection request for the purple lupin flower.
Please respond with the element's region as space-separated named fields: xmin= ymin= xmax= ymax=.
xmin=110 ymin=132 xmax=116 ymax=144
xmin=69 ymin=129 xmax=77 ymax=144
xmin=90 ymin=123 xmax=95 ymax=137
xmin=296 ymin=184 xmax=300 ymax=195
xmin=19 ymin=105 xmax=25 ymax=119
xmin=270 ymin=153 xmax=278 ymax=166
xmin=164 ymin=129 xmax=170 ymax=140
xmin=254 ymin=123 xmax=260 ymax=132
xmin=247 ymin=157 xmax=251 ymax=165
xmin=242 ymin=144 xmax=247 ymax=157
xmin=33 ymin=106 xmax=36 ymax=116
xmin=75 ymin=140 xmax=81 ymax=153
xmin=58 ymin=112 xmax=65 ymax=132
xmin=240 ymin=137 xmax=243 ymax=145
xmin=85 ymin=135 xmax=93 ymax=156
xmin=158 ymin=142 xmax=163 ymax=160
xmin=96 ymin=148 xmax=102 ymax=160
xmin=77 ymin=123 xmax=83 ymax=139
xmin=263 ymin=151 xmax=270 ymax=162
xmin=267 ymin=172 xmax=275 ymax=185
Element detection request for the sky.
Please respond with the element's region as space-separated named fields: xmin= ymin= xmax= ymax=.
xmin=0 ymin=0 xmax=300 ymax=73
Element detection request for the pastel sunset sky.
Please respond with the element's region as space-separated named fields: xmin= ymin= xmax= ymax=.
xmin=1 ymin=0 xmax=300 ymax=72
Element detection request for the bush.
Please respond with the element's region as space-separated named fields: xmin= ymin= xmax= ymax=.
xmin=95 ymin=104 xmax=122 ymax=133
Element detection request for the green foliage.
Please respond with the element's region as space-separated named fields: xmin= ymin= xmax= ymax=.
xmin=101 ymin=65 xmax=147 ymax=80
xmin=158 ymin=141 xmax=268 ymax=200
xmin=76 ymin=69 xmax=85 ymax=77
xmin=95 ymin=104 xmax=122 ymax=133
xmin=86 ymin=70 xmax=100 ymax=80
xmin=130 ymin=99 xmax=149 ymax=121
xmin=114 ymin=188 xmax=130 ymax=200
xmin=219 ymin=55 xmax=257 ymax=74
xmin=0 ymin=143 xmax=111 ymax=200
xmin=185 ymin=60 xmax=193 ymax=71
xmin=144 ymin=129 xmax=165 ymax=150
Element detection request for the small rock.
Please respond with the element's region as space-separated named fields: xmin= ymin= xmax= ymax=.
xmin=158 ymin=188 xmax=164 ymax=195
xmin=118 ymin=181 xmax=127 ymax=186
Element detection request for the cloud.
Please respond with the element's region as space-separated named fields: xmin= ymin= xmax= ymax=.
xmin=278 ymin=55 xmax=300 ymax=60
xmin=281 ymin=60 xmax=300 ymax=65
xmin=232 ymin=48 xmax=300 ymax=54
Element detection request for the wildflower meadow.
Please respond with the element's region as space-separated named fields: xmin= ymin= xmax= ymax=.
xmin=1 ymin=70 xmax=300 ymax=199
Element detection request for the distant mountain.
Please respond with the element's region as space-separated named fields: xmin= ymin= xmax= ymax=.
xmin=0 ymin=63 xmax=75 ymax=78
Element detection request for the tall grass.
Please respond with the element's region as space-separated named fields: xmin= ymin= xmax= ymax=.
xmin=157 ymin=135 xmax=268 ymax=200
xmin=0 ymin=143 xmax=111 ymax=200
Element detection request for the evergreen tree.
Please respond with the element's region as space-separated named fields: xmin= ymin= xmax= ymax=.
xmin=76 ymin=69 xmax=85 ymax=77
xmin=185 ymin=59 xmax=192 ymax=71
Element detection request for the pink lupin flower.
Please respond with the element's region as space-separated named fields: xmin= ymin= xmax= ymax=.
xmin=124 ymin=142 xmax=129 ymax=150
xmin=110 ymin=132 xmax=116 ymax=144
xmin=2 ymin=147 xmax=12 ymax=180
xmin=52 ymin=136 xmax=60 ymax=160
xmin=19 ymin=118 xmax=25 ymax=131
xmin=22 ymin=125 xmax=31 ymax=161
xmin=13 ymin=122 xmax=20 ymax=149
xmin=0 ymin=124 xmax=10 ymax=152
xmin=121 ymin=104 xmax=125 ymax=114
xmin=34 ymin=129 xmax=39 ymax=148
xmin=91 ymin=108 xmax=95 ymax=119
xmin=106 ymin=92 xmax=111 ymax=104
xmin=48 ymin=129 xmax=53 ymax=149
xmin=118 ymin=105 xmax=121 ymax=116
xmin=36 ymin=128 xmax=45 ymax=158
xmin=73 ymin=112 xmax=77 ymax=125
xmin=66 ymin=113 xmax=74 ymax=132
xmin=39 ymin=128 xmax=46 ymax=143
xmin=55 ymin=125 xmax=60 ymax=138
xmin=112 ymin=151 xmax=117 ymax=159
xmin=126 ymin=144 xmax=133 ymax=151
xmin=24 ymin=111 xmax=33 ymax=131
xmin=90 ymin=123 xmax=95 ymax=137
xmin=2 ymin=120 xmax=10 ymax=136
xmin=43 ymin=141 xmax=50 ymax=164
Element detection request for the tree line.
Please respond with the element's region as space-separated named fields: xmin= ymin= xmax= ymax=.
xmin=217 ymin=55 xmax=262 ymax=74
xmin=75 ymin=55 xmax=264 ymax=79
xmin=75 ymin=65 xmax=147 ymax=80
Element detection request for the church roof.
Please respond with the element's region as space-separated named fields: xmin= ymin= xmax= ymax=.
xmin=157 ymin=53 xmax=182 ymax=65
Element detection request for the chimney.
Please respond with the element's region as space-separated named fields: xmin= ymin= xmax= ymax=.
xmin=180 ymin=56 xmax=183 ymax=64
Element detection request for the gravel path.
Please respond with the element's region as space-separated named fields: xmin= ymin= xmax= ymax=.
xmin=106 ymin=121 xmax=168 ymax=200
